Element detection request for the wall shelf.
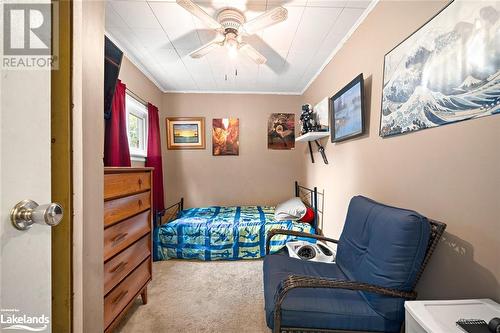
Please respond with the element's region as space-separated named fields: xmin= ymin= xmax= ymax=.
xmin=295 ymin=132 xmax=330 ymax=142
xmin=295 ymin=132 xmax=330 ymax=164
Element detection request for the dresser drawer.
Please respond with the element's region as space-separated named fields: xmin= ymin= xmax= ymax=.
xmin=104 ymin=235 xmax=150 ymax=295
xmin=104 ymin=172 xmax=151 ymax=200
xmin=104 ymin=210 xmax=150 ymax=261
xmin=104 ymin=259 xmax=151 ymax=330
xmin=104 ymin=191 xmax=151 ymax=227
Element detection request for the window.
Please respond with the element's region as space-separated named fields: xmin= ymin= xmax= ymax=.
xmin=126 ymin=93 xmax=148 ymax=160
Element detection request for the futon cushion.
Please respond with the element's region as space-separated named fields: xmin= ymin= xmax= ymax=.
xmin=336 ymin=196 xmax=430 ymax=320
xmin=263 ymin=253 xmax=403 ymax=332
xmin=274 ymin=197 xmax=307 ymax=220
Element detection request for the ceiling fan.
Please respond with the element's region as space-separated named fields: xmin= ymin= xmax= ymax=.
xmin=176 ymin=0 xmax=288 ymax=65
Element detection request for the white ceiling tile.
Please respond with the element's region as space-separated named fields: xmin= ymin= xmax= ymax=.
xmin=182 ymin=56 xmax=217 ymax=88
xmin=149 ymin=2 xmax=196 ymax=30
xmin=258 ymin=6 xmax=304 ymax=53
xmin=131 ymin=28 xmax=173 ymax=51
xmin=169 ymin=28 xmax=205 ymax=50
xmin=267 ymin=0 xmax=308 ymax=6
xmin=109 ymin=1 xmax=159 ymax=29
xmin=331 ymin=7 xmax=366 ymax=36
xmin=307 ymin=0 xmax=348 ymax=7
xmin=105 ymin=0 xmax=375 ymax=93
xmin=289 ymin=7 xmax=342 ymax=52
xmin=345 ymin=0 xmax=372 ymax=9
xmin=148 ymin=47 xmax=180 ymax=64
xmin=108 ymin=27 xmax=146 ymax=56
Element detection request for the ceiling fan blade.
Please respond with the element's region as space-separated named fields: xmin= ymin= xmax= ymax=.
xmin=239 ymin=43 xmax=267 ymax=65
xmin=189 ymin=39 xmax=223 ymax=59
xmin=176 ymin=0 xmax=222 ymax=30
xmin=242 ymin=7 xmax=288 ymax=35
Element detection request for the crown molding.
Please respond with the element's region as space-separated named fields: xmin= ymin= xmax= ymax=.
xmin=163 ymin=90 xmax=302 ymax=95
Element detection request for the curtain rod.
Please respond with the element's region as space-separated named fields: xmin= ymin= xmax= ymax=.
xmin=126 ymin=88 xmax=148 ymax=106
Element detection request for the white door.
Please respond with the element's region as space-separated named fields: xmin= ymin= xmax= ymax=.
xmin=0 ymin=2 xmax=61 ymax=332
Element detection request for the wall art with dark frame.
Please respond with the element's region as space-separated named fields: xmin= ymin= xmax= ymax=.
xmin=380 ymin=0 xmax=500 ymax=137
xmin=330 ymin=73 xmax=365 ymax=142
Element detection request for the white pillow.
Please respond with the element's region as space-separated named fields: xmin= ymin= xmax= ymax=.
xmin=274 ymin=197 xmax=307 ymax=221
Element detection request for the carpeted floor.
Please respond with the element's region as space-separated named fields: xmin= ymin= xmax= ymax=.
xmin=115 ymin=259 xmax=271 ymax=333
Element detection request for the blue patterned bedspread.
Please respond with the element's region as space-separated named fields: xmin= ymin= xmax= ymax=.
xmin=154 ymin=206 xmax=315 ymax=261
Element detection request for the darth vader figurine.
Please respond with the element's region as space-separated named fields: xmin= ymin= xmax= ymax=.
xmin=300 ymin=104 xmax=318 ymax=134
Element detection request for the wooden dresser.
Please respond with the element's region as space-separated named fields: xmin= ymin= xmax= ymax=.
xmin=103 ymin=167 xmax=153 ymax=332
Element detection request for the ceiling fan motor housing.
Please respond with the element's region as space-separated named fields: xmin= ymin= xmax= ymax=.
xmin=217 ymin=8 xmax=246 ymax=32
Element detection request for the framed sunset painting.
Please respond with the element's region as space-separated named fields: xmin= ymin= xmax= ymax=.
xmin=166 ymin=117 xmax=205 ymax=150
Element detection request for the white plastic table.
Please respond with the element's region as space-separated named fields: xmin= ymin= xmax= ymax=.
xmin=405 ymin=299 xmax=500 ymax=333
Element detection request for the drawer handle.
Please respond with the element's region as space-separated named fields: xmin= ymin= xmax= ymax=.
xmin=112 ymin=290 xmax=129 ymax=304
xmin=138 ymin=178 xmax=143 ymax=187
xmin=110 ymin=261 xmax=127 ymax=274
xmin=138 ymin=200 xmax=143 ymax=207
xmin=112 ymin=232 xmax=128 ymax=244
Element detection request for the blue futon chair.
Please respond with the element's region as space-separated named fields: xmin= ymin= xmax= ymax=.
xmin=264 ymin=196 xmax=446 ymax=333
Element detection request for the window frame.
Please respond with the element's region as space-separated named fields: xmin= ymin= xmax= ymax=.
xmin=125 ymin=93 xmax=148 ymax=160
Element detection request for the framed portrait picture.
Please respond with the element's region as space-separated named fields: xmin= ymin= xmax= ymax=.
xmin=268 ymin=113 xmax=295 ymax=150
xmin=166 ymin=117 xmax=205 ymax=150
xmin=330 ymin=74 xmax=365 ymax=142
xmin=380 ymin=1 xmax=500 ymax=137
xmin=212 ymin=118 xmax=239 ymax=156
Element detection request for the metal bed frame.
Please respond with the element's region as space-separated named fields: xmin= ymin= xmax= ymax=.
xmin=294 ymin=181 xmax=323 ymax=234
xmin=155 ymin=181 xmax=324 ymax=233
xmin=155 ymin=198 xmax=183 ymax=227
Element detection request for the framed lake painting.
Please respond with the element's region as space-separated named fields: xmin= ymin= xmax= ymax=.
xmin=166 ymin=117 xmax=205 ymax=150
xmin=380 ymin=0 xmax=500 ymax=137
xmin=331 ymin=74 xmax=365 ymax=142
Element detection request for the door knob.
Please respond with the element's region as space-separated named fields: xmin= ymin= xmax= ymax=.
xmin=10 ymin=200 xmax=64 ymax=230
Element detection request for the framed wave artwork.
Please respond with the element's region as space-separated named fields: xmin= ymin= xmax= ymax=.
xmin=380 ymin=0 xmax=500 ymax=137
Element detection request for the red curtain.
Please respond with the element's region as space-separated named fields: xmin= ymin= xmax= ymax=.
xmin=104 ymin=80 xmax=131 ymax=167
xmin=145 ymin=103 xmax=165 ymax=212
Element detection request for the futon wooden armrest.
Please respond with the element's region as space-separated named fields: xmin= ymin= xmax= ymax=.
xmin=276 ymin=274 xmax=417 ymax=301
xmin=265 ymin=229 xmax=338 ymax=254
xmin=271 ymin=275 xmax=417 ymax=333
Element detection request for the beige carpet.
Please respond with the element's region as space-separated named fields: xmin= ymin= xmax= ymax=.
xmin=115 ymin=259 xmax=271 ymax=333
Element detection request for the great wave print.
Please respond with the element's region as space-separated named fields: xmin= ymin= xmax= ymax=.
xmin=380 ymin=0 xmax=500 ymax=137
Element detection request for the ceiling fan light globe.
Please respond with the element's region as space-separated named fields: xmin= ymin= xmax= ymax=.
xmin=225 ymin=37 xmax=238 ymax=48
xmin=227 ymin=47 xmax=238 ymax=59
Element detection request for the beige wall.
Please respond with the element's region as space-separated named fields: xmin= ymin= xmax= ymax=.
xmin=302 ymin=0 xmax=500 ymax=301
xmin=72 ymin=1 xmax=105 ymax=332
xmin=161 ymin=93 xmax=303 ymax=208
xmin=119 ymin=56 xmax=163 ymax=110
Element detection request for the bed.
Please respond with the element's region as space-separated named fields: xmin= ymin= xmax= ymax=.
xmin=153 ymin=182 xmax=323 ymax=261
